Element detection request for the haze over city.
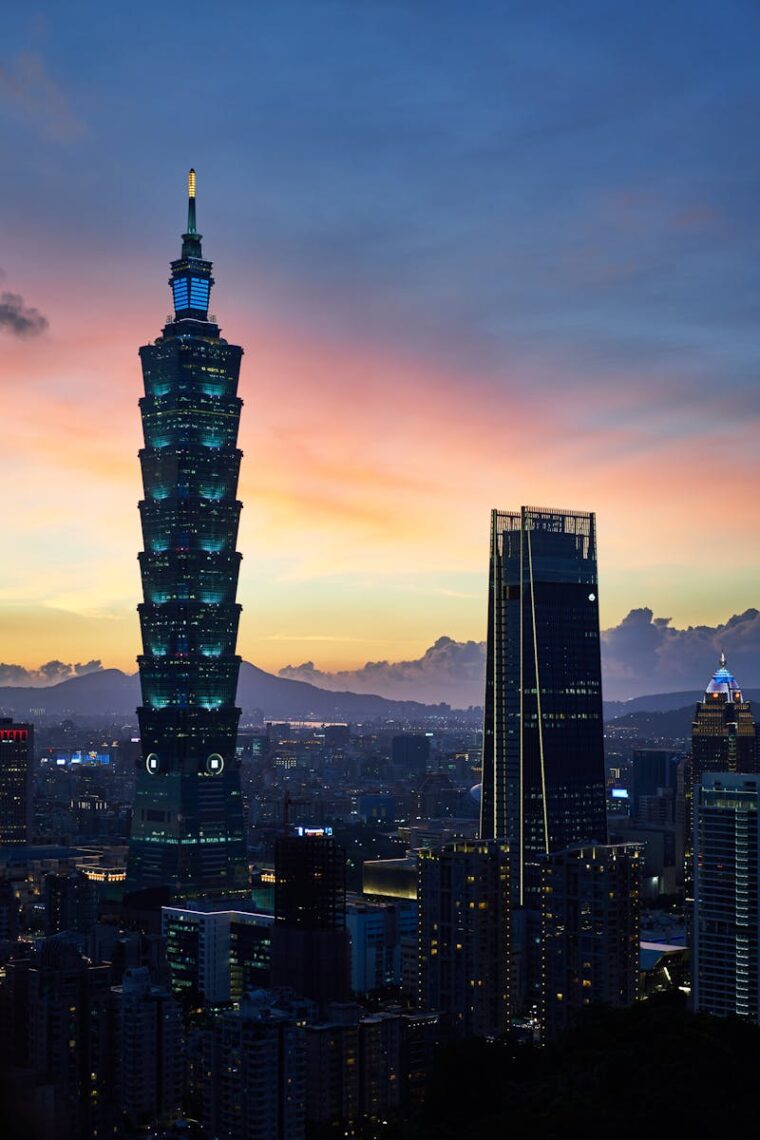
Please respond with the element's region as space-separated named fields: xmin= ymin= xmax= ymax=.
xmin=1 ymin=1 xmax=759 ymax=698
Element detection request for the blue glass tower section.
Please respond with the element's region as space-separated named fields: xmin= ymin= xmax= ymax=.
xmin=479 ymin=507 xmax=607 ymax=905
xmin=126 ymin=171 xmax=247 ymax=899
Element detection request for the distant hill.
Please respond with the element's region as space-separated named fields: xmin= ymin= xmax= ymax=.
xmin=0 ymin=661 xmax=459 ymax=723
xmin=605 ymin=687 xmax=760 ymax=740
xmin=607 ymin=705 xmax=695 ymax=740
xmin=605 ymin=688 xmax=760 ymax=719
xmin=1 ymin=666 xmax=757 ymax=729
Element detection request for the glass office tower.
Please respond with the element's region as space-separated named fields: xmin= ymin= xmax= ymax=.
xmin=479 ymin=507 xmax=607 ymax=904
xmin=126 ymin=172 xmax=247 ymax=899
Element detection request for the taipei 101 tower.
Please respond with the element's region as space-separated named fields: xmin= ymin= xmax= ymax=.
xmin=126 ymin=171 xmax=247 ymax=900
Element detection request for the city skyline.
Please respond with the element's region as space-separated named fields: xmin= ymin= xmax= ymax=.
xmin=2 ymin=2 xmax=760 ymax=679
xmin=2 ymin=6 xmax=760 ymax=1135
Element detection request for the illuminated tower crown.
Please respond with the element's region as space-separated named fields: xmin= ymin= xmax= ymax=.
xmin=126 ymin=171 xmax=247 ymax=900
xmin=692 ymin=651 xmax=757 ymax=782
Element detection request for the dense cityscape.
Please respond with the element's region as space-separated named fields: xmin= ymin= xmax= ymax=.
xmin=3 ymin=5 xmax=760 ymax=1137
xmin=0 ymin=169 xmax=757 ymax=1138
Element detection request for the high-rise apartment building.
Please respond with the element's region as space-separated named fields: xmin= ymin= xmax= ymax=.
xmin=631 ymin=749 xmax=681 ymax=819
xmin=126 ymin=172 xmax=247 ymax=899
xmin=304 ymin=1006 xmax=439 ymax=1132
xmin=0 ymin=878 xmax=19 ymax=942
xmin=305 ymin=1019 xmax=360 ymax=1129
xmin=202 ymin=992 xmax=306 ymax=1140
xmin=44 ymin=871 xmax=98 ymax=937
xmin=540 ymin=843 xmax=642 ymax=1039
xmin=345 ymin=898 xmax=417 ymax=994
xmin=111 ymin=966 xmax=184 ymax=1131
xmin=271 ymin=829 xmax=351 ymax=1009
xmin=392 ymin=734 xmax=430 ymax=774
xmin=614 ymin=748 xmax=685 ymax=895
xmin=1 ymin=940 xmax=115 ymax=1139
xmin=161 ymin=902 xmax=272 ymax=1007
xmin=692 ymin=773 xmax=760 ymax=1023
xmin=274 ymin=829 xmax=346 ymax=929
xmin=0 ymin=719 xmax=33 ymax=845
xmin=479 ymin=508 xmax=607 ymax=907
xmin=417 ymin=839 xmax=510 ymax=1037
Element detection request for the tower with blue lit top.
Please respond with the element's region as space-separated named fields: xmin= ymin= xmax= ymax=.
xmin=126 ymin=171 xmax=247 ymax=899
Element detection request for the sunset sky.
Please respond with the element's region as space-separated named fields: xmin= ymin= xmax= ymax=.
xmin=1 ymin=1 xmax=759 ymax=679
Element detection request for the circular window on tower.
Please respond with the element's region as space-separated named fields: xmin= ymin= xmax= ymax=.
xmin=146 ymin=752 xmax=160 ymax=774
xmin=206 ymin=753 xmax=225 ymax=775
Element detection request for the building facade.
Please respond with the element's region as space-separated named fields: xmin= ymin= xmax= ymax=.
xmin=44 ymin=871 xmax=98 ymax=937
xmin=161 ymin=902 xmax=272 ymax=1007
xmin=631 ymin=748 xmax=681 ymax=819
xmin=540 ymin=843 xmax=642 ymax=1039
xmin=111 ymin=966 xmax=184 ymax=1131
xmin=392 ymin=734 xmax=430 ymax=774
xmin=304 ymin=1006 xmax=439 ymax=1132
xmin=0 ymin=720 xmax=33 ymax=845
xmin=126 ymin=171 xmax=247 ymax=900
xmin=479 ymin=508 xmax=607 ymax=908
xmin=1 ymin=940 xmax=115 ymax=1139
xmin=271 ymin=829 xmax=351 ymax=1009
xmin=346 ymin=898 xmax=417 ymax=994
xmin=202 ymin=992 xmax=306 ymax=1140
xmin=692 ymin=773 xmax=760 ymax=1023
xmin=418 ymin=839 xmax=510 ymax=1037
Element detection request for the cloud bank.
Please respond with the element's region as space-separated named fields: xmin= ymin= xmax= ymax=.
xmin=0 ymin=660 xmax=103 ymax=688
xmin=281 ymin=610 xmax=760 ymax=705
xmin=279 ymin=636 xmax=487 ymax=708
xmin=0 ymin=291 xmax=48 ymax=337
xmin=600 ymin=607 xmax=760 ymax=700
xmin=5 ymin=610 xmax=760 ymax=703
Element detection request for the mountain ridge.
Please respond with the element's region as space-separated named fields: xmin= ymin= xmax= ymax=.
xmin=0 ymin=662 xmax=461 ymax=722
xmin=2 ymin=660 xmax=756 ymax=724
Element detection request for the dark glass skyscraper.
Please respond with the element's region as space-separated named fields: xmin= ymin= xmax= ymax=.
xmin=479 ymin=507 xmax=607 ymax=904
xmin=271 ymin=829 xmax=351 ymax=1010
xmin=126 ymin=171 xmax=247 ymax=900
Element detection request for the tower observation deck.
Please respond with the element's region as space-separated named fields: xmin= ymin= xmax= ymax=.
xmin=126 ymin=171 xmax=247 ymax=900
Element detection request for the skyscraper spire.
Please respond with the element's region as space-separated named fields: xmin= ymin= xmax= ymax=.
xmin=187 ymin=168 xmax=197 ymax=234
xmin=171 ymin=168 xmax=212 ymax=319
xmin=181 ymin=167 xmax=203 ymax=261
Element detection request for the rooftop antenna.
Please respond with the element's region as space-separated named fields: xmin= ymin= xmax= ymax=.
xmin=187 ymin=168 xmax=197 ymax=234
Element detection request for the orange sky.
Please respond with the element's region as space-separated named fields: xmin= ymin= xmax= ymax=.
xmin=1 ymin=264 xmax=757 ymax=678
